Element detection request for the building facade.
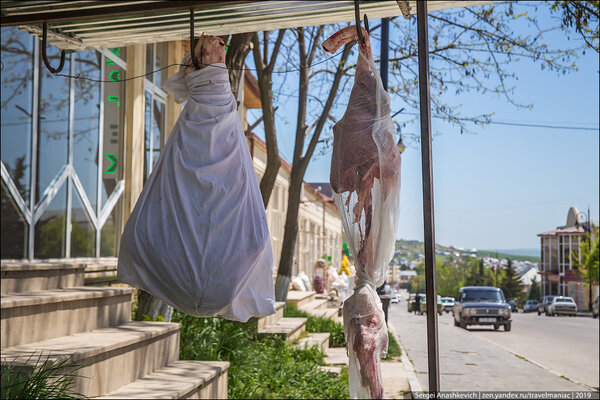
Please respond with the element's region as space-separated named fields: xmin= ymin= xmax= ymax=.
xmin=538 ymin=207 xmax=598 ymax=309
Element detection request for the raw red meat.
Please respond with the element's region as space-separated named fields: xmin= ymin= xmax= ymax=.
xmin=323 ymin=26 xmax=401 ymax=276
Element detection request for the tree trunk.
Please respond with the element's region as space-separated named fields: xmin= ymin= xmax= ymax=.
xmin=135 ymin=290 xmax=173 ymax=321
xmin=274 ymin=171 xmax=303 ymax=302
xmin=225 ymin=33 xmax=253 ymax=101
xmin=251 ymin=31 xmax=285 ymax=208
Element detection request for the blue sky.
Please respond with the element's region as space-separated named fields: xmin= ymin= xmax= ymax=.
xmin=247 ymin=4 xmax=599 ymax=251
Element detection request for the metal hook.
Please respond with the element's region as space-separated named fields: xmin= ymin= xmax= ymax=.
xmin=354 ymin=0 xmax=365 ymax=45
xmin=42 ymin=23 xmax=65 ymax=74
xmin=190 ymin=8 xmax=200 ymax=70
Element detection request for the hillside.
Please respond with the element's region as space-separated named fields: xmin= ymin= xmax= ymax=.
xmin=395 ymin=239 xmax=540 ymax=262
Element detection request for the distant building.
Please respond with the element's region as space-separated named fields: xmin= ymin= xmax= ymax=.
xmin=538 ymin=207 xmax=598 ymax=309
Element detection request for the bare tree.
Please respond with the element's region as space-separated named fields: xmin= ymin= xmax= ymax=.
xmin=251 ymin=30 xmax=286 ymax=208
xmin=274 ymin=26 xmax=353 ymax=302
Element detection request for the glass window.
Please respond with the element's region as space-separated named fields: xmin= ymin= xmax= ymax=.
xmin=1 ymin=182 xmax=28 ymax=259
xmin=154 ymin=42 xmax=168 ymax=89
xmin=145 ymin=43 xmax=155 ymax=83
xmin=70 ymin=189 xmax=95 ymax=257
xmin=144 ymin=91 xmax=152 ymax=181
xmin=73 ymin=50 xmax=101 ymax=210
xmin=34 ymin=184 xmax=67 ymax=259
xmin=100 ymin=198 xmax=122 ymax=257
xmin=1 ymin=27 xmax=34 ymax=206
xmin=152 ymin=99 xmax=165 ymax=166
xmin=37 ymin=46 xmax=71 ymax=202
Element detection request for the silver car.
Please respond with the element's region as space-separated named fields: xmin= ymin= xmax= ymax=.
xmin=546 ymin=296 xmax=577 ymax=316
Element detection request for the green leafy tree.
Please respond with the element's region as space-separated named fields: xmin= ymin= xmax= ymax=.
xmin=528 ymin=276 xmax=541 ymax=301
xmin=573 ymin=226 xmax=600 ymax=310
xmin=501 ymin=259 xmax=523 ymax=301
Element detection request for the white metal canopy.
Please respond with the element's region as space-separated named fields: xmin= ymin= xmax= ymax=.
xmin=1 ymin=0 xmax=489 ymax=51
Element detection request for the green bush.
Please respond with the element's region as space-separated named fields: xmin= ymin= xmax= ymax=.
xmin=173 ymin=311 xmax=348 ymax=399
xmin=382 ymin=330 xmax=402 ymax=361
xmin=0 ymin=353 xmax=86 ymax=400
xmin=283 ymin=305 xmax=346 ymax=347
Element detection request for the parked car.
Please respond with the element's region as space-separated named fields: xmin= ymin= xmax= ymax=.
xmin=419 ymin=294 xmax=443 ymax=315
xmin=538 ymin=295 xmax=557 ymax=315
xmin=523 ymin=300 xmax=539 ymax=313
xmin=453 ymin=286 xmax=512 ymax=331
xmin=441 ymin=297 xmax=455 ymax=313
xmin=546 ymin=296 xmax=577 ymax=316
xmin=593 ymin=296 xmax=599 ymax=319
xmin=507 ymin=300 xmax=518 ymax=312
xmin=391 ymin=293 xmax=400 ymax=304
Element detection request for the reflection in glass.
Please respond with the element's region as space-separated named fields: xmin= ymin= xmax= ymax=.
xmin=73 ymin=50 xmax=101 ymax=210
xmin=152 ymin=100 xmax=165 ymax=166
xmin=144 ymin=91 xmax=152 ymax=182
xmin=145 ymin=43 xmax=154 ymax=83
xmin=70 ymin=188 xmax=95 ymax=257
xmin=1 ymin=182 xmax=28 ymax=259
xmin=102 ymin=59 xmax=125 ymax=206
xmin=37 ymin=45 xmax=70 ymax=202
xmin=154 ymin=42 xmax=168 ymax=89
xmin=100 ymin=198 xmax=122 ymax=257
xmin=1 ymin=27 xmax=33 ymax=206
xmin=34 ymin=184 xmax=67 ymax=259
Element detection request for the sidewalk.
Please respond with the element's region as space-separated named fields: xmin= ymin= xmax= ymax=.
xmin=382 ymin=323 xmax=422 ymax=399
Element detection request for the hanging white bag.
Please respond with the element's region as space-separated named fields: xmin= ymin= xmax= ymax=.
xmin=118 ymin=35 xmax=276 ymax=322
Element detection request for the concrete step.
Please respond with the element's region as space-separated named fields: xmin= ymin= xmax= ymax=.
xmin=296 ymin=332 xmax=330 ymax=353
xmin=286 ymin=290 xmax=315 ymax=309
xmin=318 ymin=365 xmax=342 ymax=377
xmin=257 ymin=301 xmax=285 ymax=330
xmin=298 ymin=298 xmax=328 ymax=312
xmin=1 ymin=262 xmax=85 ymax=295
xmin=83 ymin=261 xmax=118 ymax=286
xmin=1 ymin=321 xmax=180 ymax=398
xmin=1 ymin=286 xmax=133 ymax=349
xmin=96 ymin=360 xmax=229 ymax=399
xmin=324 ymin=346 xmax=349 ymax=366
xmin=302 ymin=307 xmax=339 ymax=321
xmin=258 ymin=317 xmax=307 ymax=343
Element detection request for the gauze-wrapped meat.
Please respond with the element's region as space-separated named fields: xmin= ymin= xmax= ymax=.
xmin=323 ymin=26 xmax=402 ymax=399
xmin=344 ymin=285 xmax=388 ymax=399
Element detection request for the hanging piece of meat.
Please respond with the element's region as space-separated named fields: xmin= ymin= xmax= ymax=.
xmin=323 ymin=26 xmax=401 ymax=283
xmin=323 ymin=26 xmax=402 ymax=399
xmin=344 ymin=285 xmax=388 ymax=399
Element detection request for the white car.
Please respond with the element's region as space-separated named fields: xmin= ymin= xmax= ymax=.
xmin=441 ymin=297 xmax=455 ymax=313
xmin=547 ymin=296 xmax=577 ymax=316
xmin=391 ymin=294 xmax=401 ymax=304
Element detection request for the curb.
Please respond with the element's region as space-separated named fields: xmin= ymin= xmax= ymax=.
xmin=388 ymin=323 xmax=423 ymax=395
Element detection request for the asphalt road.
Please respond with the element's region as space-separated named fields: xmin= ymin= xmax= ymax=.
xmin=388 ymin=291 xmax=599 ymax=392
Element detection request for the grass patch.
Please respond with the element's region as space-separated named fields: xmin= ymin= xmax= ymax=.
xmin=173 ymin=311 xmax=349 ymax=399
xmin=383 ymin=329 xmax=402 ymax=361
xmin=284 ymin=305 xmax=346 ymax=347
xmin=0 ymin=353 xmax=86 ymax=400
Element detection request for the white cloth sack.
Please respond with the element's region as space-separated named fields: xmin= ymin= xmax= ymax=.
xmin=118 ymin=62 xmax=276 ymax=322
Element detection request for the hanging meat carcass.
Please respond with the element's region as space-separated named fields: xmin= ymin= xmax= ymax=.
xmin=323 ymin=26 xmax=402 ymax=399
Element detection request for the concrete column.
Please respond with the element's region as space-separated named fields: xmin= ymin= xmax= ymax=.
xmin=123 ymin=45 xmax=146 ymax=222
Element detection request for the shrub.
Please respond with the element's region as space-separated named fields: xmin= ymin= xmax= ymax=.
xmin=0 ymin=353 xmax=86 ymax=400
xmin=173 ymin=311 xmax=348 ymax=399
xmin=283 ymin=305 xmax=346 ymax=347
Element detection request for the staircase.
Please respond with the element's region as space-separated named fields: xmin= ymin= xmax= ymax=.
xmin=286 ymin=290 xmax=342 ymax=322
xmin=1 ymin=261 xmax=229 ymax=399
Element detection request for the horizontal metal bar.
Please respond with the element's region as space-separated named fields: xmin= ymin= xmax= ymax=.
xmin=1 ymin=1 xmax=254 ymax=26
xmin=16 ymin=24 xmax=83 ymax=47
